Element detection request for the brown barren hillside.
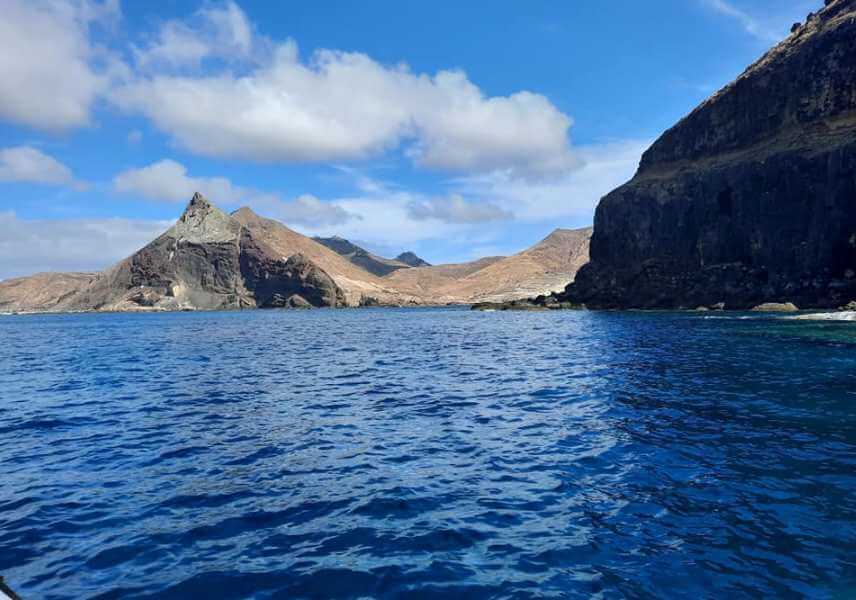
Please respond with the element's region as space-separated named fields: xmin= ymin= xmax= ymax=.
xmin=0 ymin=195 xmax=593 ymax=312
xmin=0 ymin=272 xmax=97 ymax=313
xmin=383 ymin=228 xmax=591 ymax=303
xmin=231 ymin=207 xmax=421 ymax=306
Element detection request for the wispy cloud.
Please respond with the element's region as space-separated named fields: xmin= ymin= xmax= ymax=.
xmin=701 ymin=0 xmax=780 ymax=43
xmin=407 ymin=194 xmax=513 ymax=224
xmin=0 ymin=146 xmax=87 ymax=191
xmin=0 ymin=211 xmax=170 ymax=280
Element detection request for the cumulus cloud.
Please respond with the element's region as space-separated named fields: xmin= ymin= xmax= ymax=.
xmin=113 ymin=159 xmax=356 ymax=227
xmin=112 ymin=3 xmax=577 ymax=178
xmin=452 ymin=139 xmax=649 ymax=223
xmin=0 ymin=211 xmax=169 ymax=280
xmin=407 ymin=194 xmax=512 ymax=224
xmin=1 ymin=1 xmax=577 ymax=179
xmin=113 ymin=159 xmax=245 ymax=203
xmin=0 ymin=146 xmax=86 ymax=190
xmin=0 ymin=0 xmax=119 ymax=131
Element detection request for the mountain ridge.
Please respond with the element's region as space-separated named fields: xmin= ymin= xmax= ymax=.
xmin=1 ymin=196 xmax=592 ymax=312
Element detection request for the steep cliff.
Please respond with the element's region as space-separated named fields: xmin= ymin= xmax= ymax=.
xmin=566 ymin=0 xmax=856 ymax=309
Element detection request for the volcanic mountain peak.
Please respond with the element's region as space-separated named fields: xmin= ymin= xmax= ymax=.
xmin=395 ymin=251 xmax=431 ymax=267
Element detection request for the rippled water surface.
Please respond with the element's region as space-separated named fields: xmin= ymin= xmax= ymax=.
xmin=1 ymin=308 xmax=855 ymax=598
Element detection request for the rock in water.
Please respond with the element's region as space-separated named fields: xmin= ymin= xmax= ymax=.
xmin=751 ymin=302 xmax=799 ymax=312
xmin=565 ymin=0 xmax=856 ymax=309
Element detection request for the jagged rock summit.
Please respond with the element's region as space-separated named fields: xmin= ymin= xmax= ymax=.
xmin=564 ymin=0 xmax=856 ymax=309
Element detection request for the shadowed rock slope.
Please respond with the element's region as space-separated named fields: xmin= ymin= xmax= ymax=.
xmin=395 ymin=251 xmax=431 ymax=267
xmin=232 ymin=208 xmax=420 ymax=306
xmin=312 ymin=236 xmax=411 ymax=277
xmin=565 ymin=0 xmax=856 ymax=309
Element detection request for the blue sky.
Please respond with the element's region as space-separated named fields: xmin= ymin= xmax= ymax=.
xmin=0 ymin=0 xmax=818 ymax=278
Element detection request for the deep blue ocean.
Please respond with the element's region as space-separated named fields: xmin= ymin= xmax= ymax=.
xmin=1 ymin=308 xmax=855 ymax=599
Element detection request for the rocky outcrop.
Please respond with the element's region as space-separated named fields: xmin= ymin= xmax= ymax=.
xmin=751 ymin=302 xmax=800 ymax=312
xmin=395 ymin=251 xmax=431 ymax=268
xmin=235 ymin=210 xmax=420 ymax=306
xmin=61 ymin=193 xmax=252 ymax=311
xmin=26 ymin=193 xmax=347 ymax=312
xmin=564 ymin=0 xmax=856 ymax=309
xmin=239 ymin=242 xmax=345 ymax=308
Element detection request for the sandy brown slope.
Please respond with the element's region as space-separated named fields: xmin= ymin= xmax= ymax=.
xmin=232 ymin=207 xmax=421 ymax=306
xmin=381 ymin=256 xmax=504 ymax=299
xmin=0 ymin=272 xmax=97 ymax=313
xmin=451 ymin=228 xmax=592 ymax=303
xmin=383 ymin=228 xmax=592 ymax=303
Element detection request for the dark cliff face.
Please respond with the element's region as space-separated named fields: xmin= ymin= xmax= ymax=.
xmin=240 ymin=234 xmax=345 ymax=308
xmin=566 ymin=0 xmax=856 ymax=309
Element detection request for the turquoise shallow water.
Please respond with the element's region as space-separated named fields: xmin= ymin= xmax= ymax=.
xmin=0 ymin=308 xmax=855 ymax=598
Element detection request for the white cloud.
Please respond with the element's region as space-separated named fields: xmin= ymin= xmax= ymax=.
xmin=292 ymin=139 xmax=646 ymax=260
xmin=0 ymin=146 xmax=86 ymax=190
xmin=452 ymin=139 xmax=649 ymax=222
xmin=113 ymin=159 xmax=246 ymax=203
xmin=0 ymin=0 xmax=119 ymax=131
xmin=252 ymin=193 xmax=354 ymax=227
xmin=133 ymin=1 xmax=257 ymax=70
xmin=0 ymin=1 xmax=577 ymax=178
xmin=113 ymin=159 xmax=356 ymax=227
xmin=407 ymin=194 xmax=512 ymax=224
xmin=0 ymin=211 xmax=169 ymax=280
xmin=113 ymin=3 xmax=577 ymax=178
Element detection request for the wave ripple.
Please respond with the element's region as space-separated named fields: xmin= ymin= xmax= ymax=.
xmin=1 ymin=309 xmax=855 ymax=598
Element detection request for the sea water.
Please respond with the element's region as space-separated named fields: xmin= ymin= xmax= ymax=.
xmin=1 ymin=308 xmax=854 ymax=598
